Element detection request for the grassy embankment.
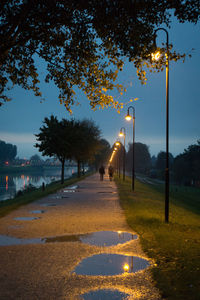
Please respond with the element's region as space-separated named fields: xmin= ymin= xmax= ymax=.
xmin=0 ymin=171 xmax=93 ymax=218
xmin=115 ymin=176 xmax=200 ymax=300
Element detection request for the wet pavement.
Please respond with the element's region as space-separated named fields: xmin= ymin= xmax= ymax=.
xmin=0 ymin=173 xmax=161 ymax=299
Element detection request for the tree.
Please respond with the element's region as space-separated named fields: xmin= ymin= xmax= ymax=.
xmin=70 ymin=119 xmax=101 ymax=177
xmin=1 ymin=1 xmax=199 ymax=109
xmin=0 ymin=140 xmax=17 ymax=165
xmin=92 ymin=139 xmax=111 ymax=171
xmin=173 ymin=140 xmax=200 ymax=186
xmin=29 ymin=154 xmax=43 ymax=165
xmin=35 ymin=116 xmax=101 ymax=182
xmin=35 ymin=115 xmax=75 ymax=183
xmin=126 ymin=142 xmax=151 ymax=174
xmin=156 ymin=151 xmax=174 ymax=179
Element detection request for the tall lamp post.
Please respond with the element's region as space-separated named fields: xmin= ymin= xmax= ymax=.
xmin=119 ymin=127 xmax=126 ymax=181
xmin=125 ymin=106 xmax=135 ymax=191
xmin=153 ymin=27 xmax=169 ymax=223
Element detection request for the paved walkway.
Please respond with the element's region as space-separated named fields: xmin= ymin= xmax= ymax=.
xmin=0 ymin=173 xmax=161 ymax=299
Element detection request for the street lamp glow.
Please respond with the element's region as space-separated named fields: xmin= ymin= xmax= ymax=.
xmin=151 ymin=50 xmax=161 ymax=61
xmin=119 ymin=131 xmax=124 ymax=137
xmin=115 ymin=141 xmax=120 ymax=146
xmin=125 ymin=114 xmax=132 ymax=121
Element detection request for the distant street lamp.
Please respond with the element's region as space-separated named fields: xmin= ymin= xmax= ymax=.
xmin=119 ymin=127 xmax=126 ymax=181
xmin=153 ymin=27 xmax=170 ymax=223
xmin=125 ymin=106 xmax=135 ymax=191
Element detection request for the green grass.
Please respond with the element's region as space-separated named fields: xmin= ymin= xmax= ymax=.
xmin=115 ymin=176 xmax=200 ymax=300
xmin=0 ymin=172 xmax=93 ymax=218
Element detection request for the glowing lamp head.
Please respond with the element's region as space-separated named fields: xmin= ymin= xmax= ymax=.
xmin=151 ymin=51 xmax=161 ymax=61
xmin=119 ymin=132 xmax=124 ymax=137
xmin=123 ymin=263 xmax=130 ymax=272
xmin=115 ymin=142 xmax=120 ymax=146
xmin=125 ymin=114 xmax=132 ymax=121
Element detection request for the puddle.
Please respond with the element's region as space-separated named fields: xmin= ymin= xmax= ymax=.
xmin=44 ymin=231 xmax=136 ymax=246
xmin=0 ymin=231 xmax=137 ymax=247
xmin=40 ymin=203 xmax=57 ymax=207
xmin=63 ymin=185 xmax=78 ymax=193
xmin=14 ymin=217 xmax=40 ymax=221
xmin=0 ymin=235 xmax=43 ymax=246
xmin=74 ymin=254 xmax=150 ymax=275
xmin=80 ymin=231 xmax=136 ymax=247
xmin=80 ymin=289 xmax=130 ymax=299
xmin=30 ymin=210 xmax=45 ymax=214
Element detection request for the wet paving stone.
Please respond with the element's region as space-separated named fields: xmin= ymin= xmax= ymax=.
xmin=74 ymin=254 xmax=150 ymax=276
xmin=14 ymin=217 xmax=40 ymax=221
xmin=80 ymin=289 xmax=130 ymax=299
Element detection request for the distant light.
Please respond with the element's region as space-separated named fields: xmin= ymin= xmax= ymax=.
xmin=115 ymin=142 xmax=120 ymax=146
xmin=119 ymin=132 xmax=124 ymax=137
xmin=123 ymin=263 xmax=130 ymax=272
xmin=151 ymin=51 xmax=161 ymax=61
xmin=5 ymin=161 xmax=9 ymax=165
xmin=125 ymin=114 xmax=132 ymax=121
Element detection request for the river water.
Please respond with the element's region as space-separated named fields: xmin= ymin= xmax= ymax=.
xmin=0 ymin=166 xmax=77 ymax=201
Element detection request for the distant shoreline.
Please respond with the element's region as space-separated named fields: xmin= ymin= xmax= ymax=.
xmin=0 ymin=165 xmax=77 ymax=175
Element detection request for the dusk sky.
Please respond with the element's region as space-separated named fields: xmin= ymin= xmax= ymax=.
xmin=0 ymin=19 xmax=199 ymax=159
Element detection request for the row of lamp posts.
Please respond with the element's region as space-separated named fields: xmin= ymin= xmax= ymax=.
xmin=109 ymin=28 xmax=170 ymax=223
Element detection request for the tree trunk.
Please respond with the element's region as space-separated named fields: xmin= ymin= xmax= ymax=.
xmin=61 ymin=159 xmax=65 ymax=184
xmin=77 ymin=160 xmax=81 ymax=178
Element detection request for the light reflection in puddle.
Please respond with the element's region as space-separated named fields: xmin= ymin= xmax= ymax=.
xmin=14 ymin=217 xmax=40 ymax=221
xmin=80 ymin=289 xmax=130 ymax=300
xmin=74 ymin=254 xmax=150 ymax=275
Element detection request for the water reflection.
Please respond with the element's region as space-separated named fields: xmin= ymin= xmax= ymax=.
xmin=79 ymin=231 xmax=137 ymax=247
xmin=74 ymin=254 xmax=150 ymax=275
xmin=80 ymin=289 xmax=130 ymax=300
xmin=14 ymin=217 xmax=40 ymax=221
xmin=44 ymin=231 xmax=136 ymax=246
xmin=0 ymin=167 xmax=77 ymax=201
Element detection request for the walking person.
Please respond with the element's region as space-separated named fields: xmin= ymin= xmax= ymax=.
xmin=108 ymin=165 xmax=114 ymax=181
xmin=99 ymin=165 xmax=105 ymax=181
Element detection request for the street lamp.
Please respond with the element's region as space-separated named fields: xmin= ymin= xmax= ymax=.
xmin=125 ymin=106 xmax=135 ymax=191
xmin=119 ymin=127 xmax=126 ymax=181
xmin=153 ymin=27 xmax=169 ymax=223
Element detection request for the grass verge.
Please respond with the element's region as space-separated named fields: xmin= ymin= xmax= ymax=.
xmin=115 ymin=176 xmax=200 ymax=300
xmin=0 ymin=172 xmax=93 ymax=218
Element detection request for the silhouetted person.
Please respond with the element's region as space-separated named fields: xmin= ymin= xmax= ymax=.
xmin=108 ymin=165 xmax=114 ymax=181
xmin=99 ymin=165 xmax=105 ymax=181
